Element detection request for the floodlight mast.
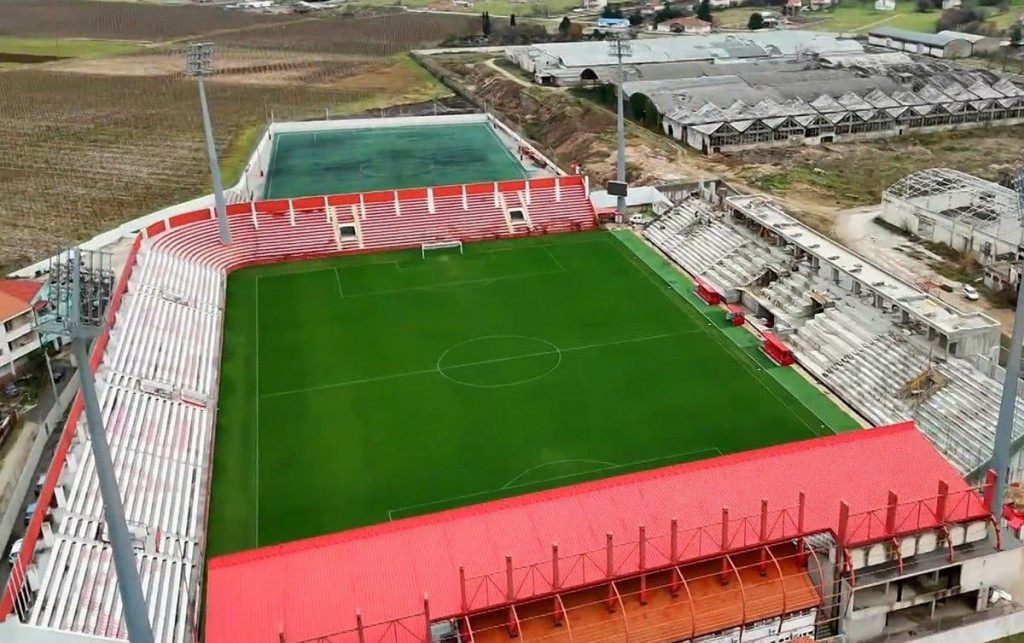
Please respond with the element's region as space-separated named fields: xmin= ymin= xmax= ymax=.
xmin=990 ymin=163 xmax=1024 ymax=516
xmin=608 ymin=31 xmax=632 ymax=219
xmin=186 ymin=43 xmax=231 ymax=245
xmin=38 ymin=248 xmax=155 ymax=643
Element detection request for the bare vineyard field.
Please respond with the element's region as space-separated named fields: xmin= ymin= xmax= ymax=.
xmin=0 ymin=0 xmax=295 ymax=41
xmin=0 ymin=0 xmax=478 ymax=272
xmin=209 ymin=13 xmax=479 ymax=55
xmin=0 ymin=53 xmax=451 ymax=270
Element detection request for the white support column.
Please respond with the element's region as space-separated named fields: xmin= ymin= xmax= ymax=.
xmin=555 ymin=177 xmax=562 ymax=202
xmin=584 ymin=175 xmax=590 ymax=197
xmin=462 ymin=185 xmax=468 ymax=210
xmin=250 ymin=202 xmax=258 ymax=229
xmin=323 ymin=196 xmax=330 ymax=222
xmin=288 ymin=199 xmax=295 ymax=226
xmin=525 ymin=182 xmax=532 ymax=206
xmin=493 ymin=182 xmax=500 ymax=209
xmin=359 ymin=193 xmax=366 ymax=220
xmin=427 ymin=188 xmax=435 ymax=214
xmin=394 ymin=191 xmax=401 ymax=216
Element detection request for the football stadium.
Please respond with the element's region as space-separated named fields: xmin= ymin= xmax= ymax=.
xmin=0 ymin=113 xmax=1020 ymax=643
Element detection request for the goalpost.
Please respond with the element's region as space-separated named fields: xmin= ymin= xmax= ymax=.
xmin=421 ymin=240 xmax=463 ymax=259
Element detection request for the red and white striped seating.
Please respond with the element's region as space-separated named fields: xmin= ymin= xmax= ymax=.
xmin=6 ymin=175 xmax=594 ymax=643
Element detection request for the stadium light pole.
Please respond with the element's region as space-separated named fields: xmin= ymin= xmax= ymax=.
xmin=990 ymin=165 xmax=1024 ymax=516
xmin=186 ymin=43 xmax=231 ymax=245
xmin=38 ymin=248 xmax=155 ymax=643
xmin=608 ymin=31 xmax=632 ymax=219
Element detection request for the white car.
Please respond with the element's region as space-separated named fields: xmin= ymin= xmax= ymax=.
xmin=628 ymin=214 xmax=645 ymax=226
xmin=963 ymin=285 xmax=980 ymax=301
xmin=8 ymin=537 xmax=23 ymax=565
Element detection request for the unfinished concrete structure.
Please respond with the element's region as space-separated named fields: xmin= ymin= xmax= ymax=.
xmin=642 ymin=181 xmax=1024 ymax=480
xmin=881 ymin=168 xmax=1021 ymax=267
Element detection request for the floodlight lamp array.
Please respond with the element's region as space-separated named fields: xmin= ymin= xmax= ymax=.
xmin=185 ymin=43 xmax=214 ymax=77
xmin=40 ymin=247 xmax=115 ymax=336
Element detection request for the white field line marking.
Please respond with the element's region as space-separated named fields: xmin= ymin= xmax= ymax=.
xmin=334 ymin=268 xmax=344 ymax=299
xmin=543 ymin=247 xmax=565 ymax=273
xmin=251 ymin=237 xmax=612 ymax=282
xmin=254 ymin=276 xmax=260 ymax=546
xmin=385 ymin=446 xmax=724 ymax=521
xmin=500 ymin=459 xmax=616 ymax=490
xmin=262 ymin=331 xmax=694 ymax=399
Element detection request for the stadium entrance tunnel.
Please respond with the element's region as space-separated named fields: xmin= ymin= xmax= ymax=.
xmin=436 ymin=335 xmax=561 ymax=388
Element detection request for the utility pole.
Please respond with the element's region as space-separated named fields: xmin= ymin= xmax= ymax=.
xmin=990 ymin=163 xmax=1024 ymax=516
xmin=186 ymin=43 xmax=231 ymax=245
xmin=608 ymin=30 xmax=633 ymax=219
xmin=38 ymin=248 xmax=155 ymax=643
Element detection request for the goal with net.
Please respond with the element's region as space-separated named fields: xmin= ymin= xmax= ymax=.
xmin=421 ymin=241 xmax=463 ymax=259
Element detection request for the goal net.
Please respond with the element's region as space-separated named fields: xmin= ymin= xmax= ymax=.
xmin=421 ymin=241 xmax=463 ymax=259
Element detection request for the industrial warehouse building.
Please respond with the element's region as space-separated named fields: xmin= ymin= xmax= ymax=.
xmin=618 ymin=53 xmax=1024 ymax=153
xmin=507 ymin=31 xmax=864 ymax=85
xmin=867 ymin=26 xmax=1001 ymax=59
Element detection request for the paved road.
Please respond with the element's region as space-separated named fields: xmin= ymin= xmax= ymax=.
xmin=0 ymin=364 xmax=72 ymax=593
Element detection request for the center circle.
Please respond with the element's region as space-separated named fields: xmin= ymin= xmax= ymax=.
xmin=436 ymin=335 xmax=562 ymax=389
xmin=359 ymin=159 xmax=434 ymax=176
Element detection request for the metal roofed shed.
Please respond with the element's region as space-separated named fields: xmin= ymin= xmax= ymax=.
xmin=204 ymin=422 xmax=992 ymax=643
xmin=867 ymin=26 xmax=974 ymax=59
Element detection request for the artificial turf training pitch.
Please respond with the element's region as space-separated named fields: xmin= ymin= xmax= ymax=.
xmin=263 ymin=122 xmax=528 ymax=200
xmin=207 ymin=230 xmax=858 ymax=557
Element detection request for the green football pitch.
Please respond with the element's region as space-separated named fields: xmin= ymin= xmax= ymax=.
xmin=207 ymin=230 xmax=858 ymax=557
xmin=263 ymin=122 xmax=528 ymax=200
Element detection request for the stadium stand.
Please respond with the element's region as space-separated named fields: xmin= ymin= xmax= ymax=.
xmin=643 ymin=187 xmax=1020 ymax=481
xmin=642 ymin=202 xmax=784 ymax=294
xmin=0 ymin=176 xmax=595 ymax=643
xmin=151 ymin=178 xmax=594 ymax=270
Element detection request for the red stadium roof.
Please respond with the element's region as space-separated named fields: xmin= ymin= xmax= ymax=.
xmin=205 ymin=422 xmax=990 ymax=643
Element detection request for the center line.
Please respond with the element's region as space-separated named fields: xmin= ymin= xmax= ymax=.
xmin=262 ymin=331 xmax=696 ymax=399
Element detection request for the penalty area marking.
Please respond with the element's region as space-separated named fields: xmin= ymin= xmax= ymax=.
xmin=500 ymin=459 xmax=616 ymax=490
xmin=385 ymin=446 xmax=724 ymax=522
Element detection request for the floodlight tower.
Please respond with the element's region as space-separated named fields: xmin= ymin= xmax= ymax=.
xmin=38 ymin=248 xmax=155 ymax=643
xmin=990 ymin=162 xmax=1024 ymax=515
xmin=186 ymin=43 xmax=231 ymax=245
xmin=608 ymin=30 xmax=633 ymax=218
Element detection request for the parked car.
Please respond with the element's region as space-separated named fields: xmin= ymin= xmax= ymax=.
xmin=963 ymin=285 xmax=980 ymax=301
xmin=2 ymin=381 xmax=18 ymax=398
xmin=52 ymin=366 xmax=68 ymax=384
xmin=0 ymin=411 xmax=14 ymax=448
xmin=628 ymin=214 xmax=645 ymax=226
xmin=7 ymin=538 xmax=23 ymax=566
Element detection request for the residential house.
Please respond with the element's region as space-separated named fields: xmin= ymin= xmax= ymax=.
xmin=0 ymin=279 xmax=43 ymax=378
xmin=657 ymin=16 xmax=713 ymax=33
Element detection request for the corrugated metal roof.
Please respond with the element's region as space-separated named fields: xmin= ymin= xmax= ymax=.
xmin=205 ymin=422 xmax=989 ymax=643
xmin=526 ymin=32 xmax=862 ymax=69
